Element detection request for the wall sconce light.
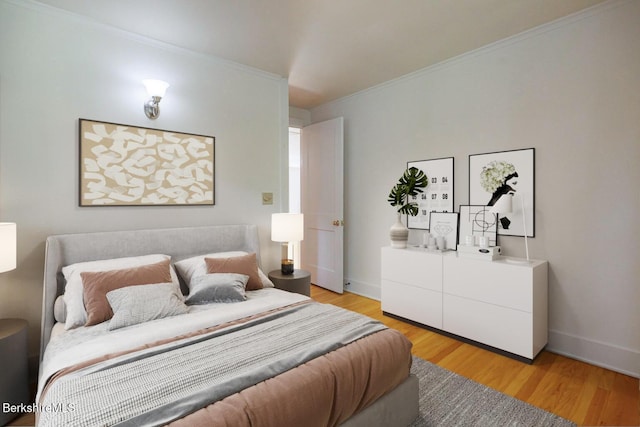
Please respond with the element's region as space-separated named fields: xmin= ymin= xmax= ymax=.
xmin=142 ymin=79 xmax=169 ymax=120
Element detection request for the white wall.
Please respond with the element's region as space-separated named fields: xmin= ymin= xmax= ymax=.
xmin=0 ymin=1 xmax=288 ymax=365
xmin=311 ymin=0 xmax=639 ymax=377
xmin=289 ymin=106 xmax=311 ymax=128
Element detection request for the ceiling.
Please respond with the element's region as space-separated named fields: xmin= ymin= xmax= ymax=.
xmin=35 ymin=0 xmax=607 ymax=109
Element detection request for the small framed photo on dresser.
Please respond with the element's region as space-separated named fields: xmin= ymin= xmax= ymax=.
xmin=429 ymin=211 xmax=459 ymax=251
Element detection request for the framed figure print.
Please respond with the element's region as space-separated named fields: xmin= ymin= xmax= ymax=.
xmin=429 ymin=212 xmax=459 ymax=251
xmin=469 ymin=148 xmax=534 ymax=237
xmin=459 ymin=205 xmax=498 ymax=247
xmin=407 ymin=157 xmax=454 ymax=230
xmin=79 ymin=119 xmax=215 ymax=206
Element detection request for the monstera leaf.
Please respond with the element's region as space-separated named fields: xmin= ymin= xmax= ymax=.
xmin=388 ymin=167 xmax=428 ymax=216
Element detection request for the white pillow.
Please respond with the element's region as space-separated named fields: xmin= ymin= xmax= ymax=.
xmin=106 ymin=283 xmax=188 ymax=331
xmin=174 ymin=251 xmax=274 ymax=288
xmin=62 ymin=254 xmax=179 ymax=330
xmin=54 ymin=296 xmax=67 ymax=323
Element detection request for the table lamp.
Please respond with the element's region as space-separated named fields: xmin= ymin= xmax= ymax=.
xmin=271 ymin=213 xmax=304 ymax=274
xmin=490 ymin=194 xmax=529 ymax=262
xmin=0 ymin=223 xmax=16 ymax=273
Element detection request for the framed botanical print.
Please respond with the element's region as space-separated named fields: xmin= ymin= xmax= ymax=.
xmin=407 ymin=157 xmax=454 ymax=230
xmin=79 ymin=119 xmax=215 ymax=206
xmin=459 ymin=205 xmax=498 ymax=247
xmin=469 ymin=148 xmax=534 ymax=237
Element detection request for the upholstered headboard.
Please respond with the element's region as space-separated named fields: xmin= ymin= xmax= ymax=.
xmin=40 ymin=225 xmax=261 ymax=361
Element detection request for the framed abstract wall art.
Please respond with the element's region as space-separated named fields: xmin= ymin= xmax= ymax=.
xmin=459 ymin=205 xmax=498 ymax=247
xmin=407 ymin=157 xmax=454 ymax=230
xmin=79 ymin=119 xmax=215 ymax=206
xmin=469 ymin=148 xmax=534 ymax=237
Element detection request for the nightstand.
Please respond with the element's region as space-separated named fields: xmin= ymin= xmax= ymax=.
xmin=0 ymin=319 xmax=30 ymax=426
xmin=268 ymin=269 xmax=311 ymax=296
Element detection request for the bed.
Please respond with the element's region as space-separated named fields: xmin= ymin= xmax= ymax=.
xmin=38 ymin=225 xmax=418 ymax=427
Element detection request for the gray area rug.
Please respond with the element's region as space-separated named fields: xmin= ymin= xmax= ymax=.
xmin=409 ymin=356 xmax=576 ymax=427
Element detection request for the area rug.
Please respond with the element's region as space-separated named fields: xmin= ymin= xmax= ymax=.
xmin=409 ymin=356 xmax=576 ymax=427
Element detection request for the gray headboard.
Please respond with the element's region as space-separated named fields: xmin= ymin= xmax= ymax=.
xmin=40 ymin=224 xmax=261 ymax=361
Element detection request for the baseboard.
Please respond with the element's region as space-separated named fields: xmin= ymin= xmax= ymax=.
xmin=547 ymin=329 xmax=639 ymax=379
xmin=343 ymin=278 xmax=380 ymax=300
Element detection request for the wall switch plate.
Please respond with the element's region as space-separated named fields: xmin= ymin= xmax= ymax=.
xmin=262 ymin=192 xmax=273 ymax=205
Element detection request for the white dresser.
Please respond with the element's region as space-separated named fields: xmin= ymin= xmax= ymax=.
xmin=381 ymin=246 xmax=548 ymax=362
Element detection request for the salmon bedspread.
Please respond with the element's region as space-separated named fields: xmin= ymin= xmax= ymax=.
xmin=38 ymin=295 xmax=412 ymax=427
xmin=168 ymin=328 xmax=412 ymax=427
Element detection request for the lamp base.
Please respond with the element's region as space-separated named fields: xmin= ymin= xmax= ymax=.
xmin=281 ymin=259 xmax=294 ymax=275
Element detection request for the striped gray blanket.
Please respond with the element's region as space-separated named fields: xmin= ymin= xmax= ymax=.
xmin=37 ymin=302 xmax=386 ymax=427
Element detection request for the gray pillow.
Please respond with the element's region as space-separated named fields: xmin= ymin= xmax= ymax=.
xmin=174 ymin=251 xmax=275 ymax=288
xmin=185 ymin=273 xmax=248 ymax=305
xmin=106 ymin=283 xmax=188 ymax=331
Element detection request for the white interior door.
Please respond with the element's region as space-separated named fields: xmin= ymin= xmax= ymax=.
xmin=300 ymin=117 xmax=344 ymax=293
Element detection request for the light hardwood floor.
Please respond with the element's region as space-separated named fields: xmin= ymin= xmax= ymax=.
xmin=311 ymin=285 xmax=639 ymax=426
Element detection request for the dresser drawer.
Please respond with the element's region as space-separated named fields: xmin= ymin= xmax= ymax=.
xmin=381 ymin=247 xmax=442 ymax=292
xmin=443 ymin=256 xmax=545 ymax=312
xmin=382 ymin=279 xmax=442 ymax=328
xmin=443 ymin=294 xmax=533 ymax=358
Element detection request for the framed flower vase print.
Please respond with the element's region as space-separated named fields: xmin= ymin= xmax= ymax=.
xmin=407 ymin=157 xmax=454 ymax=230
xmin=428 ymin=212 xmax=459 ymax=251
xmin=459 ymin=205 xmax=498 ymax=247
xmin=468 ymin=148 xmax=534 ymax=237
xmin=79 ymin=119 xmax=215 ymax=206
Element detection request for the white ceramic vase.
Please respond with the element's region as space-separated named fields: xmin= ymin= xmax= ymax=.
xmin=389 ymin=213 xmax=409 ymax=248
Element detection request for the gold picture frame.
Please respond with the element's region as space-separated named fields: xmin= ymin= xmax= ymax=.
xmin=79 ymin=119 xmax=215 ymax=206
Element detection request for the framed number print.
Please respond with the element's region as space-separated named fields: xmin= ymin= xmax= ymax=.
xmin=459 ymin=205 xmax=498 ymax=247
xmin=79 ymin=119 xmax=215 ymax=206
xmin=469 ymin=148 xmax=534 ymax=237
xmin=407 ymin=157 xmax=454 ymax=230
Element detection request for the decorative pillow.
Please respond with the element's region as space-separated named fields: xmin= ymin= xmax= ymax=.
xmin=106 ymin=283 xmax=188 ymax=331
xmin=81 ymin=259 xmax=173 ymax=326
xmin=185 ymin=273 xmax=248 ymax=305
xmin=204 ymin=253 xmax=263 ymax=291
xmin=174 ymin=251 xmax=274 ymax=289
xmin=62 ymin=254 xmax=175 ymax=330
xmin=54 ymin=296 xmax=67 ymax=323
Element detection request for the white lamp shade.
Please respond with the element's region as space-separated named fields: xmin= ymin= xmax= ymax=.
xmin=490 ymin=195 xmax=513 ymax=215
xmin=271 ymin=213 xmax=304 ymax=242
xmin=0 ymin=223 xmax=16 ymax=273
xmin=142 ymin=79 xmax=170 ymax=98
